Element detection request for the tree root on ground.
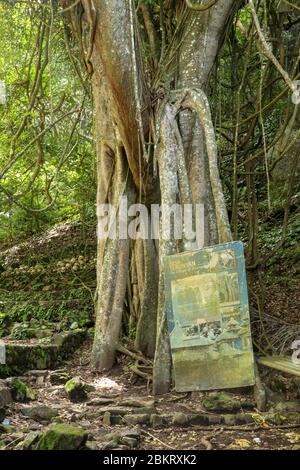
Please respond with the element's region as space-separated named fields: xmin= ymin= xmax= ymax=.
xmin=116 ymin=343 xmax=152 ymax=366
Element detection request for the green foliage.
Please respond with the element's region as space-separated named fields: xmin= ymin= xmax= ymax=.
xmin=211 ymin=2 xmax=300 ymax=279
xmin=0 ymin=2 xmax=95 ymax=244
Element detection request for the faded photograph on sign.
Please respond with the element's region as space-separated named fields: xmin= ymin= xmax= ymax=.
xmin=164 ymin=241 xmax=255 ymax=392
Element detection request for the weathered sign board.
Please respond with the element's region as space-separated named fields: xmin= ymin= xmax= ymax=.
xmin=164 ymin=241 xmax=255 ymax=392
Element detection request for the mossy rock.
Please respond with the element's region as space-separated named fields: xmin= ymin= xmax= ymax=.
xmin=21 ymin=405 xmax=59 ymax=423
xmin=188 ymin=413 xmax=209 ymax=425
xmin=202 ymin=392 xmax=241 ymax=413
xmin=11 ymin=379 xmax=35 ymax=402
xmin=36 ymin=424 xmax=88 ymax=450
xmin=172 ymin=412 xmax=189 ymax=426
xmin=150 ymin=414 xmax=164 ymax=428
xmin=64 ymin=376 xmax=87 ymax=402
xmin=223 ymin=414 xmax=237 ymax=426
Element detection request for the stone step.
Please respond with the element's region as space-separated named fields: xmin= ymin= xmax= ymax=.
xmin=0 ymin=329 xmax=86 ymax=377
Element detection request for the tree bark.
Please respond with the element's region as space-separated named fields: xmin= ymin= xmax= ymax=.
xmin=62 ymin=0 xmax=239 ymax=390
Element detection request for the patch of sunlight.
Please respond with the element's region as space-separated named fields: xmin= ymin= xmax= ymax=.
xmin=91 ymin=377 xmax=123 ymax=391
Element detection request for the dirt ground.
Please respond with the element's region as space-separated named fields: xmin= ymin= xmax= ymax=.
xmin=1 ymin=339 xmax=300 ymax=451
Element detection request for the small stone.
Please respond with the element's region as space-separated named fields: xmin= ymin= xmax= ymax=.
xmin=79 ymin=420 xmax=91 ymax=429
xmin=235 ymin=413 xmax=254 ymax=425
xmin=188 ymin=413 xmax=209 ymax=425
xmin=150 ymin=414 xmax=164 ymax=428
xmin=119 ymin=428 xmax=141 ymax=439
xmin=29 ymin=423 xmax=42 ymax=431
xmin=50 ymin=370 xmax=71 ymax=385
xmin=110 ymin=415 xmax=123 ymax=425
xmin=172 ymin=412 xmax=189 ymax=426
xmin=64 ymin=377 xmax=87 ymax=402
xmin=134 ymin=407 xmax=156 ymax=415
xmin=86 ymin=441 xmax=100 ymax=450
xmin=0 ymin=381 xmax=13 ymax=407
xmin=202 ymin=392 xmax=241 ymax=413
xmin=87 ymin=398 xmax=116 ymax=406
xmin=209 ymin=415 xmax=223 ymax=425
xmin=103 ymin=432 xmax=121 ymax=443
xmin=223 ymin=414 xmax=237 ymax=426
xmin=95 ymin=407 xmax=134 ymax=416
xmin=36 ymin=424 xmax=88 ymax=450
xmin=121 ymin=436 xmax=138 ymax=448
xmin=101 ymin=440 xmax=119 ymax=450
xmin=25 ymin=370 xmax=48 ymax=377
xmin=103 ymin=411 xmax=111 ymax=426
xmin=36 ymin=376 xmax=44 ymax=386
xmin=21 ymin=405 xmax=59 ymax=423
xmin=70 ymin=322 xmax=79 ymax=330
xmin=98 ymin=393 xmax=120 ymax=399
xmin=119 ymin=399 xmax=155 ymax=408
xmin=124 ymin=414 xmax=150 ymax=425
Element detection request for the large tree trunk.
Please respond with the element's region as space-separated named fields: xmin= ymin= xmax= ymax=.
xmin=62 ymin=0 xmax=238 ymax=393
